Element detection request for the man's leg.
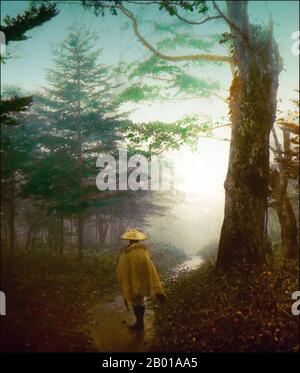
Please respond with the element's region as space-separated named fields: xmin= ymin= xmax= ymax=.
xmin=130 ymin=296 xmax=145 ymax=330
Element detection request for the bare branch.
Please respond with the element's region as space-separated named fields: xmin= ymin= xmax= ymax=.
xmin=117 ymin=2 xmax=233 ymax=64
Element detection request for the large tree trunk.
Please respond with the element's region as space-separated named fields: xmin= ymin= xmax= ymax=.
xmin=217 ymin=1 xmax=282 ymax=269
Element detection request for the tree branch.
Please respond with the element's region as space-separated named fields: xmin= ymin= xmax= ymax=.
xmin=127 ymin=0 xmax=222 ymax=24
xmin=144 ymin=93 xmax=229 ymax=104
xmin=211 ymin=92 xmax=229 ymax=103
xmin=211 ymin=0 xmax=249 ymax=43
xmin=269 ymin=145 xmax=278 ymax=155
xmin=171 ymin=11 xmax=222 ymax=26
xmin=271 ymin=127 xmax=283 ymax=161
xmin=198 ymin=134 xmax=230 ymax=142
xmin=144 ymin=74 xmax=175 ymax=82
xmin=117 ymin=2 xmax=233 ymax=64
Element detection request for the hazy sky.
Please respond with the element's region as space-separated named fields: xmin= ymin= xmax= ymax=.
xmin=1 ymin=1 xmax=299 ymax=254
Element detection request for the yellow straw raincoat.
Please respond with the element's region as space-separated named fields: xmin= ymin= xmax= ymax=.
xmin=117 ymin=242 xmax=166 ymax=308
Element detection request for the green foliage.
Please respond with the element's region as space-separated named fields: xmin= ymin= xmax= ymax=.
xmin=172 ymin=74 xmax=220 ymax=96
xmin=125 ymin=56 xmax=221 ymax=102
xmin=1 ymin=116 xmax=41 ymax=180
xmin=129 ymin=55 xmax=181 ymax=79
xmin=75 ymin=0 xmax=226 ymax=157
xmin=118 ymin=83 xmax=160 ymax=103
xmin=80 ymin=0 xmax=118 ymax=17
xmin=1 ymin=3 xmax=59 ymax=124
xmin=21 ymin=152 xmax=80 ymax=215
xmin=122 ymin=115 xmax=212 ymax=155
xmin=0 ymin=3 xmax=58 ymax=45
xmin=157 ymin=33 xmax=219 ymax=52
xmin=27 ymin=25 xmax=124 ymax=216
xmin=158 ymin=0 xmax=208 ymax=16
xmin=149 ymin=241 xmax=187 ymax=278
xmin=153 ymin=21 xmax=185 ymax=35
xmin=1 ymin=95 xmax=33 ymax=125
xmin=79 ymin=0 xmax=209 ymax=18
xmin=43 ymin=25 xmax=120 ymax=119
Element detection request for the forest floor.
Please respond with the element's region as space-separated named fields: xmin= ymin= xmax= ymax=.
xmin=0 ymin=246 xmax=184 ymax=352
xmin=1 ymin=249 xmax=298 ymax=352
xmin=153 ymin=257 xmax=299 ymax=352
xmin=0 ymin=250 xmax=118 ymax=351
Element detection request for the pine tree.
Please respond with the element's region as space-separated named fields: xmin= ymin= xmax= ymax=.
xmin=34 ymin=25 xmax=123 ymax=255
xmin=0 ymin=3 xmax=58 ymax=45
xmin=1 ymin=87 xmax=42 ymax=254
xmin=1 ymin=3 xmax=59 ymax=125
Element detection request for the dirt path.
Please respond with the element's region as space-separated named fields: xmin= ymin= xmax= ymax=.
xmin=85 ymin=256 xmax=203 ymax=352
xmin=86 ymin=295 xmax=156 ymax=352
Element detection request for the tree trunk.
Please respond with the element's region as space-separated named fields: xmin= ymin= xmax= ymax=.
xmin=270 ymin=168 xmax=299 ymax=259
xmin=78 ymin=213 xmax=84 ymax=256
xmin=75 ymin=44 xmax=84 ymax=258
xmin=70 ymin=218 xmax=73 ymax=245
xmin=284 ymin=197 xmax=299 ymax=259
xmin=59 ymin=214 xmax=64 ymax=255
xmin=25 ymin=225 xmax=34 ymax=251
xmin=276 ymin=197 xmax=299 ymax=259
xmin=110 ymin=217 xmax=114 ymax=249
xmin=103 ymin=218 xmax=109 ymax=246
xmin=8 ymin=172 xmax=16 ymax=254
xmin=269 ymin=126 xmax=299 ymax=260
xmin=31 ymin=229 xmax=37 ymax=250
xmin=97 ymin=213 xmax=104 ymax=250
xmin=217 ymin=1 xmax=282 ymax=269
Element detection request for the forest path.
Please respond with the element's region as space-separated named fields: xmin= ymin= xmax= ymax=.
xmin=85 ymin=256 xmax=203 ymax=352
xmin=86 ymin=295 xmax=156 ymax=352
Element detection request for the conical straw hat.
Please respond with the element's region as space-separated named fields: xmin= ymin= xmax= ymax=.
xmin=120 ymin=229 xmax=149 ymax=241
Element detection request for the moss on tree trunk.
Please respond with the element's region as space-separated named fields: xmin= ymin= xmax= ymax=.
xmin=217 ymin=1 xmax=282 ymax=269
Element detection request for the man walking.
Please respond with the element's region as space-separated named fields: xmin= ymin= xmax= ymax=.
xmin=117 ymin=229 xmax=166 ymax=330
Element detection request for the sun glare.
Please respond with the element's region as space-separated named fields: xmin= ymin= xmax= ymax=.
xmin=172 ymin=135 xmax=230 ymax=197
xmin=126 ymin=98 xmax=231 ymax=198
